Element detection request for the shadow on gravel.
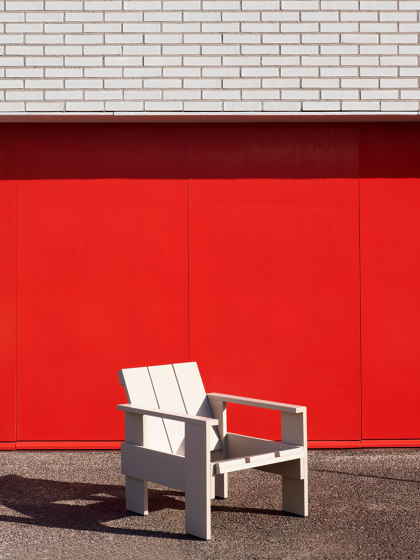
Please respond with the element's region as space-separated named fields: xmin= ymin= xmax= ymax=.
xmin=0 ymin=475 xmax=289 ymax=540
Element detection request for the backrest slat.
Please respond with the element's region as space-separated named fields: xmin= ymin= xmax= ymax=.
xmin=148 ymin=364 xmax=187 ymax=455
xmin=173 ymin=362 xmax=222 ymax=451
xmin=118 ymin=367 xmax=171 ymax=453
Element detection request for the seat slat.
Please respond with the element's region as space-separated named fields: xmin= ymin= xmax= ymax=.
xmin=173 ymin=362 xmax=222 ymax=451
xmin=214 ymin=447 xmax=304 ymax=475
xmin=148 ymin=364 xmax=187 ymax=455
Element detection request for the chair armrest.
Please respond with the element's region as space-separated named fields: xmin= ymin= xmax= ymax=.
xmin=207 ymin=393 xmax=306 ymax=414
xmin=117 ymin=403 xmax=219 ymax=426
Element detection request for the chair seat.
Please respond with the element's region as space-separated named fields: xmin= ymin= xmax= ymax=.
xmin=213 ymin=444 xmax=304 ymax=475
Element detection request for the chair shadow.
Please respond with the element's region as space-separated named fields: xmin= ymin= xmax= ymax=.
xmin=0 ymin=475 xmax=290 ymax=540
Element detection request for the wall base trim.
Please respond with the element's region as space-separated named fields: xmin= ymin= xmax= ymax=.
xmin=0 ymin=440 xmax=417 ymax=451
xmin=0 ymin=112 xmax=420 ymax=124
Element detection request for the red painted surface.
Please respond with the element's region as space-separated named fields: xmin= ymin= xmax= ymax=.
xmin=16 ymin=124 xmax=189 ymax=442
xmin=0 ymin=122 xmax=417 ymax=448
xmin=360 ymin=124 xmax=420 ymax=440
xmin=0 ymin=125 xmax=16 ymax=445
xmin=189 ymin=124 xmax=361 ymax=442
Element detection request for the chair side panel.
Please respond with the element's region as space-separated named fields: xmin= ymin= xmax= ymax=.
xmin=121 ymin=443 xmax=185 ymax=491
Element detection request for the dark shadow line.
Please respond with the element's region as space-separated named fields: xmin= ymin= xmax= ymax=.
xmin=313 ymin=468 xmax=420 ymax=484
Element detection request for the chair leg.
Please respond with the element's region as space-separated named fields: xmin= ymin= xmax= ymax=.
xmin=282 ymin=474 xmax=308 ymax=517
xmin=185 ymin=422 xmax=212 ymax=540
xmin=215 ymin=473 xmax=228 ymax=499
xmin=126 ymin=476 xmax=148 ymax=515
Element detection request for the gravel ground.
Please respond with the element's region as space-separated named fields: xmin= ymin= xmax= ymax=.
xmin=0 ymin=449 xmax=418 ymax=560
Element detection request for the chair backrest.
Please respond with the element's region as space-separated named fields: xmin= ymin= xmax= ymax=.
xmin=118 ymin=362 xmax=222 ymax=455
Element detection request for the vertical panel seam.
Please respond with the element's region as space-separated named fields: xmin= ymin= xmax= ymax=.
xmin=14 ymin=123 xmax=18 ymax=448
xmin=358 ymin=124 xmax=363 ymax=445
xmin=187 ymin=125 xmax=190 ymax=361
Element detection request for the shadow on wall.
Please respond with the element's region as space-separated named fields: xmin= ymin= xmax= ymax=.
xmin=1 ymin=122 xmax=420 ymax=180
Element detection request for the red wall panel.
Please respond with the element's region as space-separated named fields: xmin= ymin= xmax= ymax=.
xmin=16 ymin=124 xmax=189 ymax=443
xmin=0 ymin=122 xmax=416 ymax=448
xmin=0 ymin=125 xmax=16 ymax=446
xmin=360 ymin=124 xmax=420 ymax=441
xmin=189 ymin=124 xmax=361 ymax=442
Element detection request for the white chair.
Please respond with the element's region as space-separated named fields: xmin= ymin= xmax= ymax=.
xmin=117 ymin=362 xmax=308 ymax=540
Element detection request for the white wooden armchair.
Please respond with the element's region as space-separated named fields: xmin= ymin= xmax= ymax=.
xmin=117 ymin=362 xmax=308 ymax=540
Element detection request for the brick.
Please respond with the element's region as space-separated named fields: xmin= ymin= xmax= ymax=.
xmin=0 ymin=13 xmax=25 ymax=23
xmin=301 ymin=11 xmax=339 ymax=22
xmin=302 ymin=100 xmax=341 ymax=110
xmin=66 ymin=101 xmax=105 ymax=111
xmin=7 ymin=69 xmax=44 ymax=78
xmin=203 ymin=90 xmax=240 ymax=100
xmin=66 ymin=79 xmax=103 ymax=88
xmin=184 ymin=79 xmax=221 ymax=88
xmin=263 ymin=101 xmax=301 ymax=111
xmin=106 ymin=101 xmax=144 ymax=111
xmin=28 ymin=34 xmax=64 ymax=44
xmin=86 ymin=67 xmax=123 ymax=77
xmin=400 ymin=91 xmax=420 ymax=100
xmin=321 ymin=89 xmax=359 ymax=100
xmin=380 ymin=56 xmax=418 ymax=66
xmin=26 ymin=13 xmax=64 ymax=23
xmin=6 ymin=90 xmax=43 ymax=101
xmin=85 ymin=90 xmax=123 ymax=100
xmin=85 ymin=1 xmax=122 ymax=9
xmin=27 ymin=102 xmax=65 ymax=111
xmin=359 ymin=0 xmax=397 ymax=8
xmin=282 ymin=1 xmax=316 ymax=8
xmin=243 ymin=90 xmax=280 ymax=99
xmin=0 ymin=102 xmax=25 ymax=111
xmin=242 ymin=67 xmax=279 ymax=77
xmin=45 ymin=90 xmax=83 ymax=100
xmin=6 ymin=45 xmax=43 ymax=55
xmin=46 ymin=68 xmax=83 ymax=77
xmin=282 ymin=89 xmax=319 ymax=100
xmin=380 ymin=12 xmax=417 ymax=22
xmin=225 ymin=101 xmax=262 ymax=111
xmin=164 ymin=90 xmax=201 ymax=100
xmin=321 ymin=45 xmax=358 ymax=55
xmin=341 ymin=34 xmax=379 ymax=44
xmin=184 ymin=101 xmax=222 ymax=111
xmin=320 ymin=1 xmax=358 ymax=8
xmin=65 ymin=56 xmax=103 ymax=67
xmin=66 ymin=13 xmax=103 ymax=22
xmin=381 ymin=34 xmax=419 ymax=44
xmin=340 ymin=12 xmax=378 ymax=22
xmin=144 ymin=101 xmax=183 ymax=111
xmin=341 ymin=78 xmax=379 ymax=88
xmin=381 ymin=101 xmax=419 ymax=111
xmin=44 ymin=23 xmax=82 ymax=33
xmin=5 ymin=1 xmax=43 ymax=8
xmin=5 ymin=23 xmax=43 ymax=33
xmin=342 ymin=101 xmax=380 ymax=111
xmin=361 ymin=90 xmax=399 ymax=99
xmin=380 ymin=78 xmax=418 ymax=88
xmin=302 ymin=78 xmax=339 ymax=88
xmin=125 ymin=90 xmax=161 ymax=100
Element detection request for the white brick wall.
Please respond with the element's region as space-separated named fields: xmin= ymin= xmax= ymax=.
xmin=0 ymin=0 xmax=419 ymax=114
